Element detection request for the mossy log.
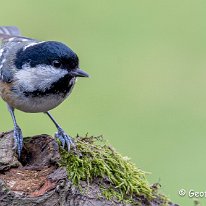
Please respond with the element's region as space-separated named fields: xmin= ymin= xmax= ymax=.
xmin=0 ymin=131 xmax=178 ymax=206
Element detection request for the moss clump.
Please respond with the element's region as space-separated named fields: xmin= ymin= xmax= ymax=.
xmin=58 ymin=135 xmax=169 ymax=205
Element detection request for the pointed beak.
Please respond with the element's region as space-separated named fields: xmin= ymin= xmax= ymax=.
xmin=69 ymin=68 xmax=89 ymax=77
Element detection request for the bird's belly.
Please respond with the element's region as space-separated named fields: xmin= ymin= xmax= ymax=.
xmin=0 ymin=75 xmax=75 ymax=112
xmin=3 ymin=93 xmax=68 ymax=113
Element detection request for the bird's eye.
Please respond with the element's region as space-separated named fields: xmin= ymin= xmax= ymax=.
xmin=52 ymin=60 xmax=62 ymax=68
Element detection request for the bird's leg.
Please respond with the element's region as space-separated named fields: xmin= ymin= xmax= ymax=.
xmin=45 ymin=111 xmax=75 ymax=151
xmin=7 ymin=104 xmax=23 ymax=158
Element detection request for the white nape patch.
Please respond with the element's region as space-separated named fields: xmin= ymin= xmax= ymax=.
xmin=23 ymin=41 xmax=45 ymax=51
xmin=21 ymin=38 xmax=30 ymax=42
xmin=14 ymin=64 xmax=68 ymax=92
xmin=8 ymin=37 xmax=16 ymax=42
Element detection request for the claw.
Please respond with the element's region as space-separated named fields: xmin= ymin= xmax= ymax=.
xmin=12 ymin=126 xmax=23 ymax=158
xmin=55 ymin=131 xmax=65 ymax=148
xmin=55 ymin=128 xmax=75 ymax=151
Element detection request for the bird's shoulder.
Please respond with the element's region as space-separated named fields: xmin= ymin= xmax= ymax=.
xmin=0 ymin=36 xmax=38 ymax=83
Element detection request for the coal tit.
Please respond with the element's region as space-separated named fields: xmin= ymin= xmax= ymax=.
xmin=0 ymin=26 xmax=89 ymax=158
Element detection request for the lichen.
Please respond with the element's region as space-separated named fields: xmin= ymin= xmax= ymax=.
xmin=58 ymin=135 xmax=170 ymax=205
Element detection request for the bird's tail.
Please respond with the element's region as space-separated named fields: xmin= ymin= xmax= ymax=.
xmin=0 ymin=26 xmax=21 ymax=36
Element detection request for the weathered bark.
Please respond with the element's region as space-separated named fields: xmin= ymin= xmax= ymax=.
xmin=0 ymin=131 xmax=178 ymax=206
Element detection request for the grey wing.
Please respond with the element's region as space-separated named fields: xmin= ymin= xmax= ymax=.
xmin=0 ymin=26 xmax=33 ymax=82
xmin=0 ymin=44 xmax=15 ymax=82
xmin=0 ymin=26 xmax=21 ymax=36
xmin=0 ymin=26 xmax=20 ymax=48
xmin=0 ymin=26 xmax=33 ymax=46
xmin=0 ymin=68 xmax=14 ymax=82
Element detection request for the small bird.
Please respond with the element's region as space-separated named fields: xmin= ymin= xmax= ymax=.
xmin=0 ymin=26 xmax=89 ymax=158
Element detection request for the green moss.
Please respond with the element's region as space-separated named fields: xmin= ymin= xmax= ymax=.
xmin=58 ymin=135 xmax=170 ymax=205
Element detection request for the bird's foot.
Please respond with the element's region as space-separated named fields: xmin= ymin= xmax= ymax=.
xmin=55 ymin=127 xmax=75 ymax=151
xmin=12 ymin=126 xmax=23 ymax=158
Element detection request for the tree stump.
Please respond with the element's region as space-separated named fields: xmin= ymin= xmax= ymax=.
xmin=0 ymin=131 xmax=178 ymax=206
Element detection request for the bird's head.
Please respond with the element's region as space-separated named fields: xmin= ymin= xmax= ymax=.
xmin=15 ymin=41 xmax=89 ymax=78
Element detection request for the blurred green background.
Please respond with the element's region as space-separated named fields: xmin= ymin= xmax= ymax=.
xmin=1 ymin=1 xmax=206 ymax=205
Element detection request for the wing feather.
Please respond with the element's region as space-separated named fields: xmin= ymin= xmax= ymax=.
xmin=0 ymin=26 xmax=36 ymax=83
xmin=0 ymin=26 xmax=21 ymax=36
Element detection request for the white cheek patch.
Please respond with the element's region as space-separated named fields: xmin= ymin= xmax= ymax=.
xmin=14 ymin=64 xmax=68 ymax=92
